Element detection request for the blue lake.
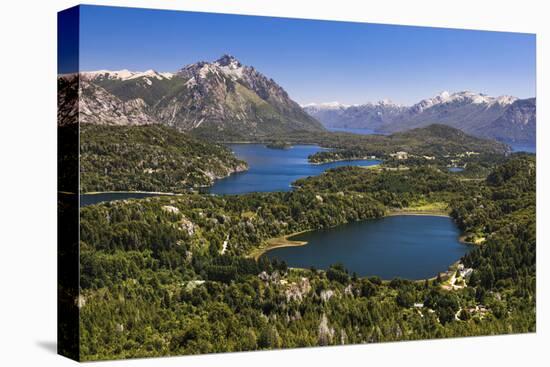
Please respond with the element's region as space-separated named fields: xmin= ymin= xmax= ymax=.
xmin=262 ymin=215 xmax=472 ymax=280
xmin=80 ymin=144 xmax=380 ymax=205
xmin=327 ymin=127 xmax=379 ymax=135
xmin=208 ymin=144 xmax=380 ymax=195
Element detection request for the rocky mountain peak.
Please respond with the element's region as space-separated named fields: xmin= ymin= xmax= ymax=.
xmin=215 ymin=54 xmax=242 ymax=68
xmin=63 ymin=55 xmax=324 ymax=137
xmin=438 ymin=90 xmax=451 ymax=100
xmin=495 ymin=95 xmax=519 ymax=106
xmin=376 ymin=98 xmax=400 ymax=107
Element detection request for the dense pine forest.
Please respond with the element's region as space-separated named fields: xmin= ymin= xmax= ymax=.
xmin=80 ymin=125 xmax=247 ymax=193
xmin=78 ymin=145 xmax=535 ymax=360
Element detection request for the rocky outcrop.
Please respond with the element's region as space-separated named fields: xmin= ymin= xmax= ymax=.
xmin=284 ymin=277 xmax=312 ymax=302
xmin=78 ymin=81 xmax=158 ymax=126
xmin=318 ymin=314 xmax=335 ymax=346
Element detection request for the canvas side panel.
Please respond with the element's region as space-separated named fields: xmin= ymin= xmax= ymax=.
xmin=57 ymin=5 xmax=80 ymax=362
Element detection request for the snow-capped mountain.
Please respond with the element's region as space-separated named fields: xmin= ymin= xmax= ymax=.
xmin=304 ymin=91 xmax=535 ymax=145
xmin=472 ymin=98 xmax=536 ymax=144
xmin=80 ymin=69 xmax=174 ymax=81
xmin=301 ymin=102 xmax=351 ymax=111
xmin=58 ymin=55 xmax=323 ymax=138
xmin=303 ymin=100 xmax=407 ymax=131
xmin=408 ymin=91 xmax=517 ymax=115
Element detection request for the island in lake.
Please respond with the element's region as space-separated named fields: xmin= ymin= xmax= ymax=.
xmin=58 ymin=5 xmax=536 ymax=362
xmin=266 ymin=140 xmax=293 ymax=149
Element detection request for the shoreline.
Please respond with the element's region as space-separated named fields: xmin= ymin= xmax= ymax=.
xmin=81 ymin=190 xmax=183 ymax=196
xmin=252 ymin=210 xmax=462 ymax=260
xmin=458 ymin=234 xmax=485 ymax=246
xmin=309 ymin=158 xmax=381 ymax=166
xmin=250 ymin=230 xmax=311 ymax=260
xmin=252 ymin=211 xmax=475 ymax=281
xmin=385 ymin=210 xmax=451 ymax=218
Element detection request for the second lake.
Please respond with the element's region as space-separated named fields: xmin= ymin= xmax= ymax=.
xmin=262 ymin=215 xmax=472 ymax=280
xmin=208 ymin=144 xmax=380 ymax=195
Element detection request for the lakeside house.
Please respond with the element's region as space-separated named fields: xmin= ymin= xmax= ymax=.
xmin=391 ymin=151 xmax=409 ymax=160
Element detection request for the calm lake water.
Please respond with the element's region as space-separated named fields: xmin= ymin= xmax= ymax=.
xmin=80 ymin=144 xmax=380 ymax=206
xmin=327 ymin=127 xmax=378 ymax=135
xmin=80 ymin=192 xmax=174 ymax=207
xmin=262 ymin=215 xmax=472 ymax=280
xmin=208 ymin=144 xmax=380 ymax=195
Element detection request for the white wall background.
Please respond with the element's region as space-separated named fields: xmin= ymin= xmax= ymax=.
xmin=0 ymin=0 xmax=547 ymax=366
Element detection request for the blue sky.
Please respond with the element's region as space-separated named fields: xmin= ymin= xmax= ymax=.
xmin=71 ymin=5 xmax=536 ymax=105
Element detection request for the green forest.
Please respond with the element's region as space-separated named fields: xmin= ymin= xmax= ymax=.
xmin=78 ymin=141 xmax=535 ymax=360
xmin=79 ymin=124 xmax=507 ymax=194
xmin=80 ymin=124 xmax=247 ymax=193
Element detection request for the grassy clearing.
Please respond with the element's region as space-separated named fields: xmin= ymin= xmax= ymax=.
xmin=249 ymin=231 xmax=309 ymax=260
xmin=387 ymin=201 xmax=450 ymax=217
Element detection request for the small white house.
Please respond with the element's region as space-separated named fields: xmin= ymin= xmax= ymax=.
xmin=391 ymin=151 xmax=409 ymax=160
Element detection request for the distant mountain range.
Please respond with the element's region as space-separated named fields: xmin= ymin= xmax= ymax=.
xmin=58 ymin=56 xmax=535 ymax=145
xmin=58 ymin=55 xmax=323 ymax=139
xmin=303 ymin=91 xmax=536 ymax=145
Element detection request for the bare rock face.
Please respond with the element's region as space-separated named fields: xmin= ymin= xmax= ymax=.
xmin=320 ymin=289 xmax=335 ymax=302
xmin=474 ymin=98 xmax=536 ymax=144
xmin=258 ymin=271 xmax=281 ymax=283
xmin=285 ymin=277 xmax=312 ymax=302
xmin=179 ymin=216 xmax=195 ymax=236
xmin=340 ymin=329 xmax=348 ymax=345
xmin=318 ymin=314 xmax=335 ymax=346
xmin=78 ymin=81 xmax=158 ymax=126
xmin=162 ymin=205 xmax=179 ymax=214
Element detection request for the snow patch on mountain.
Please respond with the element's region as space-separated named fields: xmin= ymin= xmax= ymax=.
xmin=214 ymin=54 xmax=245 ymax=80
xmin=127 ymin=69 xmax=173 ymax=80
xmin=301 ymin=102 xmax=351 ymax=112
xmin=413 ymin=91 xmax=517 ymax=112
xmin=80 ymin=69 xmax=173 ymax=81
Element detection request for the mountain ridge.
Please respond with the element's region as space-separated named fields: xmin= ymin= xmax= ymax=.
xmin=58 ymin=54 xmax=324 ymax=139
xmin=304 ymin=91 xmax=535 ymax=145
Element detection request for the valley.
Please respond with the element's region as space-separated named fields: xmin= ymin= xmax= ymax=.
xmin=64 ymin=54 xmax=536 ymax=360
xmin=78 ymin=151 xmax=535 ymax=360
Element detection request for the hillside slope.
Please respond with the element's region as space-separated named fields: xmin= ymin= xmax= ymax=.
xmin=79 ymin=124 xmax=247 ymax=193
